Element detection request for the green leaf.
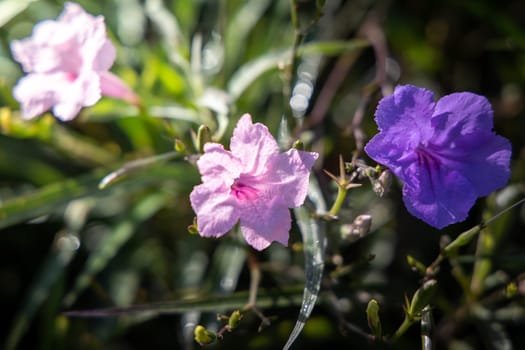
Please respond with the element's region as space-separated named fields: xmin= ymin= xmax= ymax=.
xmin=63 ymin=286 xmax=306 ymax=317
xmin=0 ymin=169 xmax=106 ymax=230
xmin=283 ymin=177 xmax=327 ymax=350
xmin=0 ymin=0 xmax=37 ymax=28
xmin=227 ymin=39 xmax=369 ymax=101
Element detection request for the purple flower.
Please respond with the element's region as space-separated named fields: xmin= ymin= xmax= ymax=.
xmin=365 ymin=85 xmax=511 ymax=229
xmin=190 ymin=114 xmax=318 ymax=250
xmin=10 ymin=2 xmax=138 ymax=121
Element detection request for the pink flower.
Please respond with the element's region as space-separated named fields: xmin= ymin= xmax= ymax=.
xmin=10 ymin=2 xmax=138 ymax=121
xmin=190 ymin=114 xmax=318 ymax=250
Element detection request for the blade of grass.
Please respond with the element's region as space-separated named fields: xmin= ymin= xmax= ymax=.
xmin=63 ymin=286 xmax=306 ymax=317
xmin=227 ymin=39 xmax=369 ymax=101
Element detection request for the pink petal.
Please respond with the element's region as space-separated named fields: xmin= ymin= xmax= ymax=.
xmin=267 ymin=149 xmax=318 ymax=207
xmin=12 ymin=74 xmax=59 ymax=119
xmin=197 ymin=143 xmax=243 ymax=191
xmin=190 ymin=184 xmax=240 ymax=238
xmin=230 ymin=114 xmax=280 ymax=176
xmin=99 ymin=72 xmax=139 ymax=105
xmin=239 ymin=196 xmax=291 ymax=250
xmin=92 ymin=40 xmax=116 ymax=72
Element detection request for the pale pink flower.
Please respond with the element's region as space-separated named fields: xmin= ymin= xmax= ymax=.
xmin=190 ymin=114 xmax=318 ymax=250
xmin=10 ymin=2 xmax=138 ymax=121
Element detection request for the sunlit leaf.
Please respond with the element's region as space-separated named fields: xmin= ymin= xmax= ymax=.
xmin=283 ymin=177 xmax=327 ymax=350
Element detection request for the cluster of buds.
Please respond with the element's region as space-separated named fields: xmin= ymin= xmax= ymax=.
xmin=193 ymin=310 xmax=243 ymax=346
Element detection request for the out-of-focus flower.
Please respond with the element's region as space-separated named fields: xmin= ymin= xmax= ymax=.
xmin=10 ymin=2 xmax=138 ymax=121
xmin=190 ymin=114 xmax=318 ymax=250
xmin=365 ymin=85 xmax=511 ymax=229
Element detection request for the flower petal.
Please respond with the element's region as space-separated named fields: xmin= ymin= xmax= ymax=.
xmin=266 ymin=149 xmax=318 ymax=207
xmin=100 ymin=72 xmax=139 ymax=104
xmin=190 ymin=183 xmax=240 ymax=238
xmin=373 ymin=85 xmax=436 ymax=148
xmin=427 ymin=132 xmax=511 ymax=197
xmin=365 ymin=131 xmax=419 ymax=180
xmin=402 ymin=160 xmax=478 ymax=229
xmin=197 ymin=143 xmax=243 ymax=191
xmin=12 ymin=73 xmax=63 ymax=119
xmin=239 ymin=196 xmax=291 ymax=250
xmin=230 ymin=114 xmax=280 ymax=176
xmin=431 ymin=92 xmax=494 ymax=144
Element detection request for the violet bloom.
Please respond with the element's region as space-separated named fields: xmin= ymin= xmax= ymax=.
xmin=190 ymin=114 xmax=318 ymax=250
xmin=365 ymin=85 xmax=511 ymax=229
xmin=10 ymin=2 xmax=138 ymax=121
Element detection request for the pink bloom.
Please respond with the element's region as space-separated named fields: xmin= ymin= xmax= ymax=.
xmin=190 ymin=114 xmax=318 ymax=250
xmin=10 ymin=2 xmax=138 ymax=121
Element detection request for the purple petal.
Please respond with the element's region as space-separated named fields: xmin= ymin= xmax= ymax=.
xmin=266 ymin=149 xmax=318 ymax=207
xmin=373 ymin=85 xmax=436 ymax=149
xmin=402 ymin=159 xmax=478 ymax=229
xmin=431 ymin=92 xmax=494 ymax=144
xmin=426 ymin=132 xmax=511 ymax=197
xmin=239 ymin=196 xmax=291 ymax=250
xmin=230 ymin=114 xmax=280 ymax=176
xmin=190 ymin=184 xmax=240 ymax=238
xmin=365 ymin=131 xmax=419 ymax=180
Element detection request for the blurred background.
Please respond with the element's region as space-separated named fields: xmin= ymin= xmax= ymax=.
xmin=0 ymin=0 xmax=524 ymax=349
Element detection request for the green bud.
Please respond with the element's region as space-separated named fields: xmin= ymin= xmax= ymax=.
xmin=228 ymin=310 xmax=243 ymax=330
xmin=506 ymin=282 xmax=518 ymax=298
xmin=292 ymin=139 xmax=304 ymax=150
xmin=408 ymin=279 xmax=438 ymax=319
xmin=188 ymin=217 xmax=199 ymax=235
xmin=175 ymin=139 xmax=186 ymax=153
xmin=406 ymin=255 xmax=427 ymax=275
xmin=194 ymin=325 xmax=217 ymax=345
xmin=443 ymin=225 xmax=481 ymax=256
xmin=366 ymin=299 xmax=382 ymax=339
xmin=197 ymin=125 xmax=212 ymax=153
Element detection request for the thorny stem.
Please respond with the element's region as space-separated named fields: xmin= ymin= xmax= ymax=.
xmin=328 ymin=186 xmax=348 ymax=217
xmin=325 ymin=155 xmax=359 ymax=217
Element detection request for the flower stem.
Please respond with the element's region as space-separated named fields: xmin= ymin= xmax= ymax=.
xmin=328 ymin=185 xmax=348 ymax=217
xmin=391 ymin=316 xmax=413 ymax=342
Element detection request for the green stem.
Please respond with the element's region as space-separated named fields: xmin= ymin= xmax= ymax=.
xmin=328 ymin=186 xmax=348 ymax=217
xmin=392 ymin=316 xmax=414 ymax=342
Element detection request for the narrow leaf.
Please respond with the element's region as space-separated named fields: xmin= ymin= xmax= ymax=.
xmin=283 ymin=176 xmax=327 ymax=350
xmin=227 ymin=39 xmax=369 ymax=101
xmin=64 ymin=286 xmax=305 ymax=317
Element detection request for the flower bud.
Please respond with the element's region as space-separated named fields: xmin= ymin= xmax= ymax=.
xmin=175 ymin=139 xmax=186 ymax=153
xmin=196 ymin=125 xmax=212 ymax=153
xmin=506 ymin=282 xmax=518 ymax=298
xmin=408 ymin=279 xmax=438 ymax=318
xmin=406 ymin=255 xmax=426 ymax=275
xmin=341 ymin=214 xmax=372 ymax=241
xmin=228 ymin=310 xmax=243 ymax=330
xmin=194 ymin=325 xmax=217 ymax=345
xmin=366 ymin=299 xmax=382 ymax=339
xmin=188 ymin=218 xmax=199 ymax=235
xmin=372 ymin=169 xmax=392 ymax=197
xmin=292 ymin=139 xmax=304 ymax=150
